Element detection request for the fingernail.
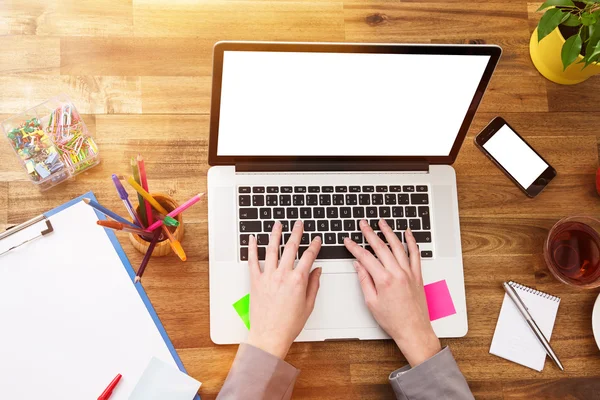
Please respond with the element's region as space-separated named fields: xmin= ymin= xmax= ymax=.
xmin=406 ymin=228 xmax=413 ymax=236
xmin=360 ymin=219 xmax=368 ymax=227
xmin=353 ymin=261 xmax=359 ymax=271
xmin=379 ymin=218 xmax=387 ymax=227
xmin=274 ymin=220 xmax=281 ymax=227
xmin=249 ymin=235 xmax=256 ymax=244
xmin=317 ymin=267 xmax=323 ymax=276
xmin=295 ymin=220 xmax=303 ymax=227
xmin=313 ymin=235 xmax=322 ymax=243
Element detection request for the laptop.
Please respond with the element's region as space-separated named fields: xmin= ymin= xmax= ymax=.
xmin=208 ymin=41 xmax=501 ymax=344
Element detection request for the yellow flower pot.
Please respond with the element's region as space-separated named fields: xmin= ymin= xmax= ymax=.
xmin=530 ymin=27 xmax=600 ymax=85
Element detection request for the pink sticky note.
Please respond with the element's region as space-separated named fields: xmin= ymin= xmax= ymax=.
xmin=424 ymin=280 xmax=456 ymax=321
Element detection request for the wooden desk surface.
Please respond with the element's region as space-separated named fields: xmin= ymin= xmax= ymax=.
xmin=1 ymin=1 xmax=600 ymax=399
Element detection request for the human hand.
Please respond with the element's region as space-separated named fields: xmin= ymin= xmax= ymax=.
xmin=344 ymin=219 xmax=441 ymax=367
xmin=246 ymin=220 xmax=323 ymax=359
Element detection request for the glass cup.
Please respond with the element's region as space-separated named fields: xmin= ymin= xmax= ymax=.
xmin=544 ymin=216 xmax=600 ymax=289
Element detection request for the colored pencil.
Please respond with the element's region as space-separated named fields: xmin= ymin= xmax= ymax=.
xmin=134 ymin=229 xmax=161 ymax=284
xmin=145 ymin=193 xmax=204 ymax=232
xmin=131 ymin=157 xmax=148 ymax=226
xmin=111 ymin=174 xmax=143 ymax=228
xmin=83 ymin=198 xmax=139 ymax=229
xmin=137 ymin=155 xmax=154 ymax=226
xmin=97 ymin=220 xmax=150 ymax=237
xmin=125 ymin=176 xmax=169 ymax=215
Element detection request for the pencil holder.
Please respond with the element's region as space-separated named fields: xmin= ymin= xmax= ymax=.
xmin=129 ymin=193 xmax=184 ymax=257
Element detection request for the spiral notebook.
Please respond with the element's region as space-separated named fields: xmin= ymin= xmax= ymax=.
xmin=490 ymin=281 xmax=561 ymax=372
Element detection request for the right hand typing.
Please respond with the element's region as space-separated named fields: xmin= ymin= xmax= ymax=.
xmin=343 ymin=219 xmax=441 ymax=367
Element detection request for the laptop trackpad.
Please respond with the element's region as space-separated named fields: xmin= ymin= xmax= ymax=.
xmin=304 ymin=273 xmax=378 ymax=330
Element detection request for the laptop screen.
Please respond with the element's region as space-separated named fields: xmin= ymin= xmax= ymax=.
xmin=216 ymin=50 xmax=491 ymax=157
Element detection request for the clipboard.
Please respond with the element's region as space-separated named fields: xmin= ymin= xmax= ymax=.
xmin=0 ymin=191 xmax=201 ymax=400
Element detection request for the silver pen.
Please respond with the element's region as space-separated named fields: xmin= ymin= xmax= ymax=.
xmin=503 ymin=282 xmax=564 ymax=371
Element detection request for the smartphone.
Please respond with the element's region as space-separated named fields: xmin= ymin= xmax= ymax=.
xmin=474 ymin=117 xmax=556 ymax=198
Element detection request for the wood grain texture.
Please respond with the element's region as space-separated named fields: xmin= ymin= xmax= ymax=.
xmin=1 ymin=1 xmax=600 ymax=399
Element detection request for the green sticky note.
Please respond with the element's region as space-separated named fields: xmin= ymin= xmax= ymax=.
xmin=233 ymin=293 xmax=250 ymax=330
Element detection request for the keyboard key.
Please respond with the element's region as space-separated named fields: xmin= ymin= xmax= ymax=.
xmin=395 ymin=232 xmax=403 ymax=242
xmin=239 ymin=208 xmax=258 ymax=219
xmin=286 ymin=208 xmax=299 ymax=219
xmin=421 ymin=250 xmax=433 ymax=258
xmin=396 ymin=219 xmax=408 ymax=230
xmin=338 ymin=232 xmax=350 ymax=244
xmin=366 ymin=207 xmax=378 ymax=218
xmin=351 ymin=232 xmax=363 ymax=244
xmin=325 ymin=233 xmax=336 ymax=244
xmin=343 ymin=220 xmax=355 ymax=231
xmin=385 ymin=194 xmax=397 ymax=205
xmin=369 ymin=220 xmax=380 ymax=230
xmin=412 ymin=232 xmax=432 ymax=243
xmin=253 ymin=187 xmax=265 ymax=193
xmin=362 ymin=186 xmax=374 ymax=192
xmin=316 ymin=246 xmax=353 ymax=259
xmin=266 ymin=195 xmax=278 ymax=206
xmin=267 ymin=186 xmax=279 ymax=193
xmin=345 ymin=194 xmax=358 ymax=205
xmin=279 ymin=195 xmax=291 ymax=206
xmin=240 ymin=247 xmax=248 ymax=261
xmin=239 ymin=187 xmax=251 ymax=193
xmin=322 ymin=186 xmax=334 ymax=193
xmin=257 ymin=234 xmax=269 ymax=245
xmin=319 ymin=194 xmax=331 ymax=205
xmin=372 ymin=194 xmax=384 ymax=205
xmin=259 ymin=208 xmax=271 ymax=219
xmin=283 ymin=233 xmax=291 ymax=244
xmin=308 ymin=186 xmax=320 ymax=193
xmin=257 ymin=246 xmax=266 ymax=260
xmin=306 ymin=194 xmax=318 ymax=205
xmin=392 ymin=206 xmax=404 ymax=217
xmin=377 ymin=232 xmax=387 ymax=243
xmin=409 ymin=219 xmax=421 ymax=230
xmin=274 ymin=208 xmax=285 ymax=219
xmin=294 ymin=186 xmax=306 ymax=193
xmin=252 ymin=195 xmax=264 ymax=206
xmin=353 ymin=207 xmax=365 ymax=218
xmin=333 ymin=194 xmax=344 ymax=205
xmin=340 ymin=207 xmax=352 ymax=218
xmin=364 ymin=245 xmax=374 ymax=255
xmin=305 ymin=220 xmax=316 ymax=231
xmin=418 ymin=206 xmax=429 ymax=217
xmin=385 ymin=218 xmax=395 ymax=228
xmin=327 ymin=207 xmax=338 ymax=218
xmin=398 ymin=194 xmax=409 ymax=204
xmin=403 ymin=185 xmax=415 ymax=192
xmin=417 ymin=185 xmax=428 ymax=192
xmin=405 ymin=206 xmax=417 ymax=218
xmin=240 ymin=221 xmax=261 ymax=233
xmin=317 ymin=220 xmax=329 ymax=231
xmin=311 ymin=233 xmax=323 ymax=241
xmin=389 ymin=186 xmax=402 ymax=192
xmin=331 ymin=220 xmax=342 ymax=231
xmin=359 ymin=194 xmax=370 ymax=205
xmin=335 ymin=186 xmax=348 ymax=193
xmin=301 ymin=233 xmax=310 ymax=245
xmin=379 ymin=207 xmax=391 ymax=218
xmin=300 ymin=208 xmax=312 ymax=219
xmin=293 ymin=195 xmax=305 ymax=206
xmin=239 ymin=195 xmax=251 ymax=206
xmin=376 ymin=185 xmax=388 ymax=192
xmin=263 ymin=220 xmax=275 ymax=232
xmin=281 ymin=221 xmax=290 ymax=232
xmin=240 ymin=234 xmax=249 ymax=246
xmin=350 ymin=186 xmax=361 ymax=192
xmin=411 ymin=194 xmax=429 ymax=204
xmin=314 ymin=207 xmax=325 ymax=219
xmin=419 ymin=207 xmax=431 ymax=230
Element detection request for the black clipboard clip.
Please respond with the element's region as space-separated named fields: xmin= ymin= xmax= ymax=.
xmin=0 ymin=215 xmax=54 ymax=257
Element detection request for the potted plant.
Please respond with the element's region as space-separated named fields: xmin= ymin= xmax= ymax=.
xmin=530 ymin=0 xmax=600 ymax=84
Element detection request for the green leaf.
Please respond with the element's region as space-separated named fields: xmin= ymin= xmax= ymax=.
xmin=581 ymin=13 xmax=598 ymax=26
xmin=561 ymin=13 xmax=582 ymax=26
xmin=537 ymin=0 xmax=575 ymax=11
xmin=538 ymin=9 xmax=570 ymax=41
xmin=585 ymin=22 xmax=600 ymax=56
xmin=584 ymin=41 xmax=600 ymax=66
xmin=561 ymin=33 xmax=583 ymax=69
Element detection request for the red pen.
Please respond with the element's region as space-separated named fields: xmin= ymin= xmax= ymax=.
xmin=98 ymin=374 xmax=122 ymax=400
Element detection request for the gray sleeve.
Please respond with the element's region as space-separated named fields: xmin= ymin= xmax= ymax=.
xmin=217 ymin=343 xmax=300 ymax=400
xmin=389 ymin=347 xmax=474 ymax=400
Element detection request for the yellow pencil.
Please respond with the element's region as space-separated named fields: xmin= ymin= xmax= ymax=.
xmin=126 ymin=176 xmax=187 ymax=261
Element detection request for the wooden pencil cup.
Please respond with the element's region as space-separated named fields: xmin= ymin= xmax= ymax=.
xmin=129 ymin=193 xmax=184 ymax=257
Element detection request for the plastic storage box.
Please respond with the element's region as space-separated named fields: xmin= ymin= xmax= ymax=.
xmin=2 ymin=95 xmax=99 ymax=191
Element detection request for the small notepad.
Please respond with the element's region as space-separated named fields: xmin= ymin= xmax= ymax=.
xmin=490 ymin=282 xmax=561 ymax=372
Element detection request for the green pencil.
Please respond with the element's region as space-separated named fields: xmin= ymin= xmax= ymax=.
xmin=131 ymin=157 xmax=148 ymax=227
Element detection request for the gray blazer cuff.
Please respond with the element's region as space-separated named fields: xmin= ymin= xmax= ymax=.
xmin=388 ymin=347 xmax=474 ymax=400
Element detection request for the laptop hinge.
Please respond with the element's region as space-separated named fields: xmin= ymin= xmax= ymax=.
xmin=236 ymin=161 xmax=429 ymax=173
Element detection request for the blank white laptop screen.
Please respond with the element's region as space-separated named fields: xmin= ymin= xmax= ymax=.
xmin=217 ymin=50 xmax=491 ymax=157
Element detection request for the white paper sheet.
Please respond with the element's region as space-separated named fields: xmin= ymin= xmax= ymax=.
xmin=129 ymin=357 xmax=201 ymax=400
xmin=0 ymin=201 xmax=178 ymax=399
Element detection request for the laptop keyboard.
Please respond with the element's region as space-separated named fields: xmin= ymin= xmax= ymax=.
xmin=238 ymin=185 xmax=433 ymax=261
